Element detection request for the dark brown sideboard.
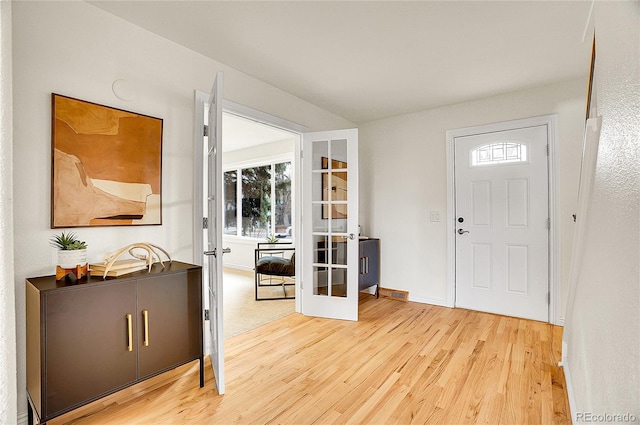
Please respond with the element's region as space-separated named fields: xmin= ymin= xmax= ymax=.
xmin=359 ymin=238 xmax=380 ymax=296
xmin=26 ymin=261 xmax=203 ymax=425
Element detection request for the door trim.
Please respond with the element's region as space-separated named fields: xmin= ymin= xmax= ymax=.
xmin=193 ymin=90 xmax=308 ymax=315
xmin=445 ymin=114 xmax=560 ymax=325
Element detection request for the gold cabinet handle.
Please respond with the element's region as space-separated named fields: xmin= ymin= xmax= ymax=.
xmin=142 ymin=310 xmax=149 ymax=347
xmin=126 ymin=313 xmax=133 ymax=352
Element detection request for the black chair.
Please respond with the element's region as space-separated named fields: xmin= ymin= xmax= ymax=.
xmin=254 ymin=243 xmax=295 ymax=300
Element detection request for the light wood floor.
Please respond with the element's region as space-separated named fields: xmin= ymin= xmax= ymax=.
xmin=49 ymin=295 xmax=571 ymax=425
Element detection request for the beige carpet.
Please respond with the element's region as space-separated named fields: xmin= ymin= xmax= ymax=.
xmin=223 ymin=268 xmax=295 ymax=339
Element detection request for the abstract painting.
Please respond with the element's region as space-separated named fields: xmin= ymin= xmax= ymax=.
xmin=51 ymin=94 xmax=163 ymax=228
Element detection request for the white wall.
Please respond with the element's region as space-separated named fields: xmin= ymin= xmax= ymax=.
xmin=564 ymin=1 xmax=639 ymax=420
xmin=223 ymin=139 xmax=296 ymax=164
xmin=10 ymin=1 xmax=352 ymax=421
xmin=359 ymin=78 xmax=586 ymax=312
xmin=0 ymin=1 xmax=17 ymax=423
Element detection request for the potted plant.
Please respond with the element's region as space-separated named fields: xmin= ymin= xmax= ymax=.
xmin=266 ymin=235 xmax=279 ymax=244
xmin=50 ymin=232 xmax=88 ymax=277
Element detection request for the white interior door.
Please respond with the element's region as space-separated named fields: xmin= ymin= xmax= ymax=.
xmin=454 ymin=125 xmax=549 ymax=322
xmin=302 ymin=129 xmax=359 ymax=321
xmin=206 ymin=71 xmax=225 ymax=394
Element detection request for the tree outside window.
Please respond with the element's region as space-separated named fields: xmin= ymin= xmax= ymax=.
xmin=224 ymin=161 xmax=292 ymax=240
xmin=242 ymin=165 xmax=271 ymax=238
xmin=274 ymin=162 xmax=292 ymax=237
xmin=223 ymin=170 xmax=237 ymax=235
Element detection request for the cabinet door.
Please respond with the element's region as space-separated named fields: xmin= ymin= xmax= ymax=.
xmin=45 ymin=281 xmax=137 ymax=418
xmin=137 ymin=270 xmax=202 ymax=378
xmin=361 ymin=240 xmax=380 ymax=288
xmin=358 ymin=241 xmax=365 ymax=288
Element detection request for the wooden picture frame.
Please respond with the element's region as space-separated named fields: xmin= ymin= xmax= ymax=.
xmin=585 ymin=34 xmax=596 ymax=121
xmin=51 ymin=94 xmax=163 ymax=228
xmin=321 ymin=157 xmax=348 ymax=219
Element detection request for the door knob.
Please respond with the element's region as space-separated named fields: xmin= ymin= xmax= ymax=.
xmin=204 ymin=247 xmax=232 ymax=257
xmin=457 ymin=228 xmax=470 ymax=235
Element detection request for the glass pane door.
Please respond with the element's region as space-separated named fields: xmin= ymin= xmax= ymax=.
xmin=302 ymin=129 xmax=358 ymax=321
xmin=206 ymin=72 xmax=225 ymax=394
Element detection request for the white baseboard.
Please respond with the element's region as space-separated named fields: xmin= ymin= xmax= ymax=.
xmin=17 ymin=410 xmax=29 ymax=425
xmin=223 ymin=263 xmax=253 ymax=272
xmin=407 ymin=295 xmax=565 ymax=326
xmin=407 ymin=295 xmax=452 ymax=308
xmin=560 ymin=341 xmax=576 ymax=423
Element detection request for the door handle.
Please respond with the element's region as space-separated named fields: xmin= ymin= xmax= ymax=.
xmin=126 ymin=313 xmax=133 ymax=352
xmin=204 ymin=247 xmax=232 ymax=257
xmin=142 ymin=310 xmax=149 ymax=347
xmin=457 ymin=228 xmax=470 ymax=235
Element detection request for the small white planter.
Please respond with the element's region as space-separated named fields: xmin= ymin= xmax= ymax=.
xmin=57 ymin=249 xmax=88 ymax=269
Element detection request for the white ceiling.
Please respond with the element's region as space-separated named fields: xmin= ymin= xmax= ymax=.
xmin=89 ymin=0 xmax=593 ymax=124
xmin=222 ymin=112 xmax=296 ymax=152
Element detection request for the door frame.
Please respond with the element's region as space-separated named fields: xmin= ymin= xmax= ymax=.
xmin=445 ymin=114 xmax=560 ymax=325
xmin=193 ymin=91 xmax=308 ymax=316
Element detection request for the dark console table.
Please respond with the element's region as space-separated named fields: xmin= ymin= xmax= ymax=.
xmin=26 ymin=261 xmax=203 ymax=425
xmin=359 ymin=238 xmax=380 ymax=296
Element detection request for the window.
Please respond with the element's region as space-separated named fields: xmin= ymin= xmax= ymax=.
xmin=274 ymin=162 xmax=292 ymax=237
xmin=223 ymin=171 xmax=237 ymax=235
xmin=471 ymin=142 xmax=528 ymax=166
xmin=241 ymin=165 xmax=271 ymax=238
xmin=224 ymin=161 xmax=292 ymax=239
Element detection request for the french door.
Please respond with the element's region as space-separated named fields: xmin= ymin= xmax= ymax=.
xmin=302 ymin=129 xmax=359 ymax=321
xmin=205 ymin=72 xmax=225 ymax=394
xmin=198 ymin=74 xmax=360 ymax=398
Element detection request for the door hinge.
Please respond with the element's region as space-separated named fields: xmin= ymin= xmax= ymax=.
xmin=203 ymin=217 xmax=208 ymax=229
xmin=546 ymin=218 xmax=551 ymax=229
xmin=204 ymin=309 xmax=210 ymax=320
xmin=203 ymin=124 xmax=209 ymax=137
xmin=300 ymin=150 xmax=303 ymax=158
xmin=546 ymin=144 xmax=550 ymax=156
xmin=547 ymin=292 xmax=550 ymax=304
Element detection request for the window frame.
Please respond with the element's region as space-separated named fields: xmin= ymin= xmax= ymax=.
xmin=470 ymin=141 xmax=529 ymax=167
xmin=223 ymin=153 xmax=294 ymax=242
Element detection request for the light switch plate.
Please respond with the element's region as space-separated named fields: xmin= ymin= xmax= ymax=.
xmin=430 ymin=211 xmax=440 ymax=222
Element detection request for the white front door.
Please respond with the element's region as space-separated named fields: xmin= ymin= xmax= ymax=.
xmin=206 ymin=72 xmax=225 ymax=394
xmin=454 ymin=125 xmax=549 ymax=322
xmin=302 ymin=129 xmax=359 ymax=321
